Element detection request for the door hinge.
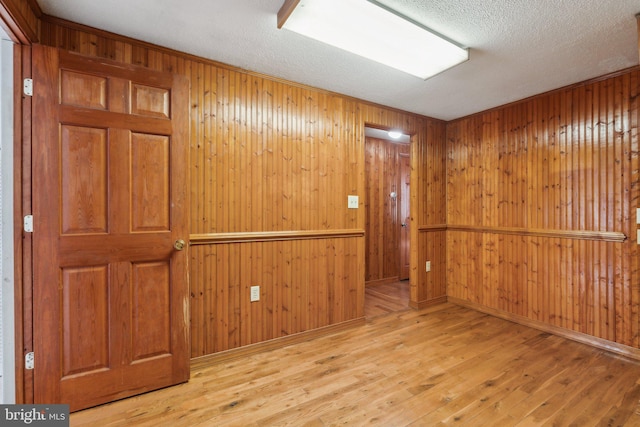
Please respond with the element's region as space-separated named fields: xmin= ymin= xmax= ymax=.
xmin=23 ymin=78 xmax=33 ymax=97
xmin=25 ymin=352 xmax=34 ymax=370
xmin=23 ymin=215 xmax=33 ymax=233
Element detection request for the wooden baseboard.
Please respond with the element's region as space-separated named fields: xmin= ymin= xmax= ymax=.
xmin=448 ymin=297 xmax=640 ymax=361
xmin=190 ymin=317 xmax=365 ymax=369
xmin=409 ymin=296 xmax=447 ymax=310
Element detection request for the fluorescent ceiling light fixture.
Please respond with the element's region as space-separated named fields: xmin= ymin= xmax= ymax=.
xmin=387 ymin=130 xmax=403 ymax=139
xmin=277 ymin=0 xmax=469 ymax=80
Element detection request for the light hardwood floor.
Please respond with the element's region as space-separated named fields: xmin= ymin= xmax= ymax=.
xmin=364 ymin=280 xmax=410 ymax=318
xmin=70 ymin=301 xmax=640 ymax=426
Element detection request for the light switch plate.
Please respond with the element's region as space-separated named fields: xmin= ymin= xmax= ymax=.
xmin=348 ymin=195 xmax=359 ymax=209
xmin=250 ymin=286 xmax=260 ymax=302
xmin=637 ymin=208 xmax=640 ymax=225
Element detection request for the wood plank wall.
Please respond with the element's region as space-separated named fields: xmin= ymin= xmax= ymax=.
xmin=418 ymin=120 xmax=448 ymax=306
xmin=364 ymin=137 xmax=409 ymax=284
xmin=37 ymin=17 xmax=448 ymax=357
xmin=28 ymin=7 xmax=640 ymax=358
xmin=446 ymin=71 xmax=640 ymax=347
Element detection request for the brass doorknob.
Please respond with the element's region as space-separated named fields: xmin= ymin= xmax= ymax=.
xmin=174 ymin=239 xmax=186 ymax=251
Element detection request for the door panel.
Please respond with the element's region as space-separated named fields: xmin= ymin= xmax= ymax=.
xmin=131 ymin=261 xmax=171 ymax=359
xmin=131 ymin=133 xmax=170 ymax=231
xmin=32 ymin=46 xmax=189 ymax=411
xmin=60 ymin=125 xmax=108 ymax=234
xmin=60 ymin=70 xmax=108 ymax=109
xmin=61 ymin=266 xmax=109 ymax=376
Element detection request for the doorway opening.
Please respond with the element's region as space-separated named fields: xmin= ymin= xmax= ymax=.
xmin=363 ymin=126 xmax=410 ymax=318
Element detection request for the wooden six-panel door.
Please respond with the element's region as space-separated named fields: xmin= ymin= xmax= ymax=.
xmin=31 ymin=46 xmax=189 ymax=411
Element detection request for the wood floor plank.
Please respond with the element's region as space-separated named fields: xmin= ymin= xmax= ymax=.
xmin=364 ymin=280 xmax=410 ymax=318
xmin=70 ymin=303 xmax=640 ymax=426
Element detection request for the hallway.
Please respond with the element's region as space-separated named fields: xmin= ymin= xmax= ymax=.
xmin=364 ymin=280 xmax=410 ymax=318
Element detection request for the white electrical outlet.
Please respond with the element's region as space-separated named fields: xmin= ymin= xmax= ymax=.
xmin=250 ymin=286 xmax=260 ymax=302
xmin=426 ymin=261 xmax=431 ymax=272
xmin=348 ymin=195 xmax=359 ymax=209
xmin=637 ymin=208 xmax=640 ymax=225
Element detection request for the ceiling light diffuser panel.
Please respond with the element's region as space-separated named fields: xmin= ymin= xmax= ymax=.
xmin=278 ymin=0 xmax=469 ymax=79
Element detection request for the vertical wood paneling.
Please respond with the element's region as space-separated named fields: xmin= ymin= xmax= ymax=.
xmin=189 ymin=237 xmax=361 ymax=355
xmin=415 ymin=119 xmax=448 ymax=305
xmin=33 ymin=15 xmax=640 ymax=361
xmin=628 ymin=71 xmax=640 ymax=348
xmin=38 ymin=17 xmax=445 ymax=357
xmin=29 ymin=9 xmax=640 ymax=364
xmin=447 ymin=70 xmax=640 ymax=347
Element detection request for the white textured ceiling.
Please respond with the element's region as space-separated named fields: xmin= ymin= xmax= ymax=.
xmin=36 ymin=0 xmax=640 ymax=120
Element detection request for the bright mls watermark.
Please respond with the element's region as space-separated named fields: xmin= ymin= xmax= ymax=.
xmin=1 ymin=405 xmax=69 ymax=426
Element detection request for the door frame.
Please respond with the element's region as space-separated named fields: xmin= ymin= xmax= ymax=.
xmin=0 ymin=0 xmax=34 ymax=405
xmin=0 ymin=32 xmax=15 ymax=404
xmin=363 ymin=125 xmax=413 ymax=289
